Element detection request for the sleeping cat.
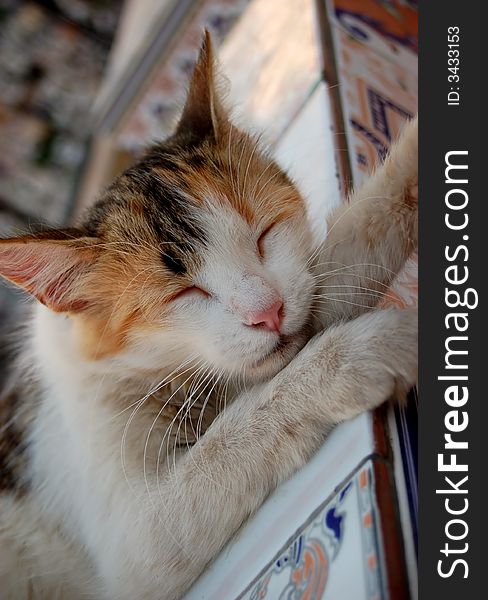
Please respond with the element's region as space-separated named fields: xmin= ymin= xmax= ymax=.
xmin=0 ymin=32 xmax=418 ymax=599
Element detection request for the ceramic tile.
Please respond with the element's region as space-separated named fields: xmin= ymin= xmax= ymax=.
xmin=331 ymin=25 xmax=417 ymax=185
xmin=185 ymin=414 xmax=375 ymax=599
xmin=388 ymin=406 xmax=418 ymax=600
xmin=239 ymin=461 xmax=385 ymax=600
xmin=187 ymin=460 xmax=385 ymax=600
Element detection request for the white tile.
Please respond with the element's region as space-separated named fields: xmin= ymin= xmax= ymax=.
xmin=274 ymin=83 xmax=341 ymax=245
xmin=221 ymin=0 xmax=321 ymax=145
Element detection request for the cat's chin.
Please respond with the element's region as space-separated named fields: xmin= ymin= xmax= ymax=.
xmin=244 ymin=326 xmax=311 ymax=382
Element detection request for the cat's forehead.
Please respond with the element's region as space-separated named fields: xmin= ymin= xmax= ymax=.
xmin=87 ymin=134 xmax=303 ymax=272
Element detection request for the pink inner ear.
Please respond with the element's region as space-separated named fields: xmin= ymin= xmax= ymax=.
xmin=0 ymin=240 xmax=97 ymax=313
xmin=1 ymin=247 xmax=45 ymax=283
xmin=41 ymin=265 xmax=93 ymax=312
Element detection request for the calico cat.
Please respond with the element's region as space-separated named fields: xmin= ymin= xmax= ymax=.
xmin=0 ymin=32 xmax=418 ymax=600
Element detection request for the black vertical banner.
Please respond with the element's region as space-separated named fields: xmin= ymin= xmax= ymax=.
xmin=420 ymin=2 xmax=486 ymax=598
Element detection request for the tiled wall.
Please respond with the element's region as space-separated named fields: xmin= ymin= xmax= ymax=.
xmin=240 ymin=461 xmax=385 ymax=600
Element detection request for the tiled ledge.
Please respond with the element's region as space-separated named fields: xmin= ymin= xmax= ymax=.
xmin=186 ymin=414 xmax=376 ymax=599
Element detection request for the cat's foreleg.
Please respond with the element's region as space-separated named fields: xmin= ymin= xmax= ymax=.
xmin=100 ymin=307 xmax=416 ymax=600
xmin=314 ymin=117 xmax=418 ymax=326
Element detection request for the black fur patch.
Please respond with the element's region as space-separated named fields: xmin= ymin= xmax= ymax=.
xmin=125 ymin=167 xmax=206 ymax=265
xmin=83 ymin=140 xmax=209 ymax=279
xmin=161 ymin=251 xmax=187 ymax=275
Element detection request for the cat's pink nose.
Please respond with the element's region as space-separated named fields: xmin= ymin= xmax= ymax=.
xmin=245 ymin=300 xmax=283 ymax=333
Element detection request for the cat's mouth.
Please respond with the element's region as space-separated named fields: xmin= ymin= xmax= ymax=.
xmin=249 ymin=324 xmax=311 ymax=377
xmin=253 ymin=335 xmax=293 ymax=367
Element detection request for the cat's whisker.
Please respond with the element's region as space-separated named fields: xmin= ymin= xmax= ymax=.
xmin=217 ymin=367 xmax=240 ymax=448
xmin=159 ymin=368 xmax=216 ymax=494
xmin=259 ymin=184 xmax=298 ymax=204
xmin=312 ymin=261 xmax=397 ymax=278
xmin=182 ymin=371 xmax=235 ymax=497
xmin=309 ymin=306 xmax=336 ymax=319
xmin=314 ymin=271 xmax=397 ymax=295
xmin=113 ymin=354 xmax=199 ymax=419
xmin=313 ymin=283 xmax=392 ymax=297
xmin=168 ymin=366 xmax=214 ymax=475
xmin=178 ymin=370 xmax=220 ymax=478
xmin=235 ymin=137 xmax=248 ymax=202
xmin=178 ymin=367 xmax=215 ymax=448
xmin=191 ymin=374 xmax=221 ymax=476
xmin=241 ymin=136 xmax=260 ymax=200
xmin=119 ymin=354 xmax=201 ymax=493
xmin=143 ymin=360 xmax=206 ymax=503
xmin=224 ymin=372 xmax=232 ymax=409
xmin=313 ymin=297 xmax=380 ymax=310
xmin=120 ymin=397 xmax=150 ymax=496
xmin=307 ymin=233 xmax=360 ymax=268
xmin=312 ymin=292 xmax=389 ymax=307
xmin=307 ymin=234 xmax=353 ymax=268
xmin=310 ymin=262 xmax=398 ymax=296
xmin=226 ymin=126 xmax=238 ymax=200
xmin=249 ymin=159 xmax=274 ymax=204
xmin=183 ymin=370 xmax=218 ymax=447
xmin=254 ymin=169 xmax=282 ymax=205
xmin=155 ymin=363 xmax=211 ymax=489
xmin=196 ymin=370 xmax=226 ymax=442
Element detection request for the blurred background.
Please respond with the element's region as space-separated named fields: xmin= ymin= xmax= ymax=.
xmin=0 ymin=0 xmax=123 ymax=228
xmin=0 ymin=0 xmax=123 ymax=328
xmin=0 ymin=1 xmax=418 ymax=598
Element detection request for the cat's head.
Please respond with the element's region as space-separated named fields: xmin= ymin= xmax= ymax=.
xmin=0 ymin=32 xmax=315 ymax=382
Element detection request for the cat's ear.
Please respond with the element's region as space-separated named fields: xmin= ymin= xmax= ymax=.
xmin=175 ymin=30 xmax=228 ymax=141
xmin=0 ymin=229 xmax=101 ymax=313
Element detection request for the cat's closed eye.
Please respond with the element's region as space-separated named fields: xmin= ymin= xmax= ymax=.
xmin=257 ymin=223 xmax=276 ymax=258
xmin=170 ymin=285 xmax=211 ymax=302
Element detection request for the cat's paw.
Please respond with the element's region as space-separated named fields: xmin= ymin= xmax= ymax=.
xmin=350 ymin=307 xmax=418 ymax=414
xmin=275 ymin=307 xmax=417 ymax=426
xmin=298 ymin=307 xmax=418 ymax=422
xmin=381 ymin=307 xmax=418 ymax=402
